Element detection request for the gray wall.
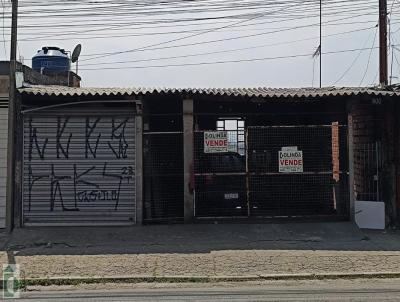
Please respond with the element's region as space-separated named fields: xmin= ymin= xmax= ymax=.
xmin=0 ymin=105 xmax=8 ymax=228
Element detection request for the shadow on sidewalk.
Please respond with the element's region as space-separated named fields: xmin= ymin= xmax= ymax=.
xmin=1 ymin=222 xmax=400 ymax=256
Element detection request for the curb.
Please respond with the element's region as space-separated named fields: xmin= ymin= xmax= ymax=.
xmin=4 ymin=272 xmax=400 ymax=287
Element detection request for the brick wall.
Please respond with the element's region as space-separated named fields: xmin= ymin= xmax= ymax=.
xmin=349 ymin=98 xmax=400 ymax=224
xmin=350 ymin=101 xmax=383 ymax=201
xmin=332 ymin=122 xmax=340 ymax=182
xmin=22 ymin=65 xmax=81 ymax=87
xmin=396 ymin=105 xmax=400 ymax=219
xmin=0 ymin=61 xmax=81 ymax=88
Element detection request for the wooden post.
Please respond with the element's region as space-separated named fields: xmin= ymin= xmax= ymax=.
xmin=6 ymin=0 xmax=19 ymax=232
xmin=135 ymin=101 xmax=143 ymax=225
xmin=183 ymin=98 xmax=194 ymax=223
xmin=379 ymin=0 xmax=388 ymax=86
xmin=13 ymin=93 xmax=22 ymax=228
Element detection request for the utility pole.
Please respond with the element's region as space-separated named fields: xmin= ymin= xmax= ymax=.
xmin=6 ymin=0 xmax=18 ymax=232
xmin=379 ymin=0 xmax=388 ymax=86
xmin=319 ymin=0 xmax=322 ymax=88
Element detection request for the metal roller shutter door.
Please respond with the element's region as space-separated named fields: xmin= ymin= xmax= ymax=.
xmin=23 ymin=108 xmax=136 ymax=225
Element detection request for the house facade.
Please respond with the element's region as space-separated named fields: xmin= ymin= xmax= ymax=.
xmin=5 ymin=85 xmax=400 ymax=228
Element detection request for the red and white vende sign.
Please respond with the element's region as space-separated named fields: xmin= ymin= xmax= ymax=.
xmin=204 ymin=131 xmax=228 ymax=153
xmin=279 ymin=147 xmax=303 ymax=173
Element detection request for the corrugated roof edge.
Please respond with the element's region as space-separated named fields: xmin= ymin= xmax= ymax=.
xmin=17 ymin=85 xmax=400 ymax=99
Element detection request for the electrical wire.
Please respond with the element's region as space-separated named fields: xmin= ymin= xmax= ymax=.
xmin=359 ymin=26 xmax=379 ymax=86
xmin=80 ymin=0 xmax=327 ymax=62
xmin=80 ymin=14 xmax=384 ymax=62
xmin=79 ymin=25 xmax=377 ymax=67
xmin=333 ymin=24 xmax=378 ymax=85
xmin=2 ymin=0 xmax=392 ymax=87
xmin=77 ymin=45 xmax=395 ymax=71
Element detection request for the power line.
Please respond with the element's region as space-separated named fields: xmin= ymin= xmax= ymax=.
xmin=80 ymin=13 xmax=382 ymax=61
xmin=8 ymin=15 xmax=391 ymax=41
xmin=359 ymin=26 xmax=379 ymax=86
xmin=333 ymin=24 xmax=378 ymax=85
xmin=79 ymin=25 xmax=377 ymax=67
xmin=80 ymin=0 xmax=322 ymax=62
xmin=9 ymin=2 xmax=382 ymax=32
xmin=4 ymin=0 xmax=394 ymax=88
xmin=78 ymin=45 xmax=394 ymax=71
xmin=391 ymin=34 xmax=400 ymax=83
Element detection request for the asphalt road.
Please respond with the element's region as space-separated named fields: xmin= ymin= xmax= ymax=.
xmin=16 ymin=279 xmax=400 ymax=301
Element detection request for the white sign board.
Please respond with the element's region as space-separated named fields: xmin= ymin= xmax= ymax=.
xmin=279 ymin=147 xmax=303 ymax=173
xmin=281 ymin=146 xmax=298 ymax=152
xmin=204 ymin=131 xmax=228 ymax=153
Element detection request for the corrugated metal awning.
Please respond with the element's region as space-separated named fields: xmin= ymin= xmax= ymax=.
xmin=18 ymin=85 xmax=400 ymax=99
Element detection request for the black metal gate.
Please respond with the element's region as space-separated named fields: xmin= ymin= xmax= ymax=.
xmin=194 ymin=130 xmax=247 ymax=217
xmin=247 ymin=125 xmax=349 ymax=218
xmin=143 ymin=132 xmax=184 ymax=222
xmin=194 ymin=125 xmax=349 ymax=219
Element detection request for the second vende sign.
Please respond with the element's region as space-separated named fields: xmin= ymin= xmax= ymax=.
xmin=279 ymin=147 xmax=303 ymax=173
xmin=204 ymin=131 xmax=228 ymax=153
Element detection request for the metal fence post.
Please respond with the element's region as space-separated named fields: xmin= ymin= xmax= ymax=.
xmin=348 ymin=114 xmax=355 ymax=222
xmin=183 ymin=98 xmax=194 ymax=223
xmin=135 ymin=100 xmax=143 ymax=225
xmin=245 ymin=128 xmax=250 ymax=217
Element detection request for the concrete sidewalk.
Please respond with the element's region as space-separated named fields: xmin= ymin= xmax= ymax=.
xmin=1 ymin=222 xmax=400 ymax=282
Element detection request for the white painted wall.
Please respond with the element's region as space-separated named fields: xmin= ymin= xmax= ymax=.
xmin=0 ymin=107 xmax=8 ymax=228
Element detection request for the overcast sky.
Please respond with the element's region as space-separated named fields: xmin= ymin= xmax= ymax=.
xmin=1 ymin=0 xmax=400 ymax=88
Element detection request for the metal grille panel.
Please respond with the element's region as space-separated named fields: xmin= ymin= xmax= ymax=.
xmin=23 ymin=109 xmax=136 ymax=225
xmin=195 ymin=175 xmax=247 ymax=217
xmin=248 ymin=125 xmax=349 ymax=217
xmin=194 ymin=125 xmax=349 ymax=219
xmin=249 ymin=175 xmax=337 ymax=216
xmin=143 ymin=133 xmax=183 ymax=222
xmin=354 ymin=142 xmax=382 ymax=201
xmin=248 ymin=126 xmax=334 ymax=173
xmin=194 ymin=131 xmax=246 ymax=218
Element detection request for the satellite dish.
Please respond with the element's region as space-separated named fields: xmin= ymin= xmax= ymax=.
xmin=71 ymin=44 xmax=81 ymax=63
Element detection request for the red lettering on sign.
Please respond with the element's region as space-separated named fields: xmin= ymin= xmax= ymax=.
xmin=280 ymin=159 xmax=303 ymax=166
xmin=206 ymin=139 xmax=227 ymax=147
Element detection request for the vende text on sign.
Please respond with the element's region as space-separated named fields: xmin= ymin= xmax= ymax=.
xmin=279 ymin=148 xmax=303 ymax=173
xmin=204 ymin=131 xmax=228 ymax=153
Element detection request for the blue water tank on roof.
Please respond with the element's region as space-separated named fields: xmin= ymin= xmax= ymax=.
xmin=32 ymin=46 xmax=70 ymax=74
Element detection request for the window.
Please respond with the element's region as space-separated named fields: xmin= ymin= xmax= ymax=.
xmin=217 ymin=118 xmax=245 ymax=155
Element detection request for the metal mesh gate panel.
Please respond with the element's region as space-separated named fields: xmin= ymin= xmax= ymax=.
xmin=194 ymin=131 xmax=247 ymax=218
xmin=194 ymin=125 xmax=349 ymax=219
xmin=354 ymin=141 xmax=382 ymax=201
xmin=143 ymin=132 xmax=184 ymax=222
xmin=247 ymin=125 xmax=349 ymax=217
